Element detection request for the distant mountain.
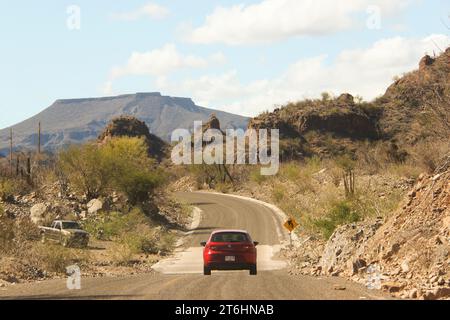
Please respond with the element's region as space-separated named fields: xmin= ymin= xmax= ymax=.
xmin=0 ymin=92 xmax=249 ymax=154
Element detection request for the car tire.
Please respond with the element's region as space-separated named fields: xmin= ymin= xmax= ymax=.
xmin=249 ymin=265 xmax=257 ymax=276
xmin=204 ymin=266 xmax=211 ymax=276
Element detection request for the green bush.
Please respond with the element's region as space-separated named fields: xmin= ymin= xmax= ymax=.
xmin=83 ymin=207 xmax=150 ymax=241
xmin=249 ymin=167 xmax=267 ymax=184
xmin=58 ymin=144 xmax=110 ymax=199
xmin=33 ymin=244 xmax=89 ymax=274
xmin=119 ymin=231 xmax=158 ymax=255
xmin=0 ymin=178 xmax=16 ymax=201
xmin=314 ymin=201 xmax=360 ymax=239
xmin=58 ymin=137 xmax=166 ymax=203
xmin=118 ymin=230 xmax=174 ymax=256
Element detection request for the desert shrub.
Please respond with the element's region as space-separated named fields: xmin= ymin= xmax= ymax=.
xmin=83 ymin=207 xmax=173 ymax=256
xmin=279 ymin=159 xmax=320 ymax=193
xmin=249 ymin=167 xmax=267 ymax=184
xmin=108 ymin=242 xmax=134 ymax=266
xmin=387 ymin=163 xmax=423 ymax=180
xmin=157 ymin=232 xmax=176 ymax=255
xmin=353 ymin=188 xmax=403 ymax=219
xmin=327 ymin=162 xmax=342 ymax=187
xmin=272 ymin=184 xmax=285 ymax=203
xmin=215 ymin=182 xmax=231 ymax=193
xmin=410 ymin=140 xmax=450 ymax=174
xmin=119 ymin=231 xmax=158 ymax=255
xmin=0 ymin=178 xmax=17 ymax=201
xmin=32 ymin=244 xmax=89 ymax=274
xmin=280 ymin=163 xmax=302 ymax=180
xmin=335 ymin=154 xmax=356 ymax=172
xmin=83 ymin=207 xmax=150 ymax=241
xmin=314 ymin=201 xmax=361 ymax=239
xmin=58 ymin=143 xmax=110 ymax=199
xmin=58 ymin=137 xmax=166 ymax=203
xmin=279 ymin=138 xmax=310 ymax=160
xmin=0 ymin=214 xmax=40 ymax=255
xmin=189 ymin=163 xmax=234 ymax=189
xmin=115 ymin=169 xmax=163 ymax=205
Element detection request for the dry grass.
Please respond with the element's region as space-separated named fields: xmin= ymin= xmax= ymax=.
xmin=229 ymin=157 xmax=411 ymax=239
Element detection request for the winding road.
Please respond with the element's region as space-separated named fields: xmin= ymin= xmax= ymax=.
xmin=0 ymin=192 xmax=387 ymax=300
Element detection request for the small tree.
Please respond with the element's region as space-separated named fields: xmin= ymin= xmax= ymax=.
xmin=58 ymin=144 xmax=110 ymax=199
xmin=58 ymin=137 xmax=165 ymax=204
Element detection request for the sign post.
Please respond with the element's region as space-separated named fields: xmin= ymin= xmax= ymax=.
xmin=283 ymin=217 xmax=299 ymax=247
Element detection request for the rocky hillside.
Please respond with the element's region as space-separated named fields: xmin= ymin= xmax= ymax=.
xmin=249 ymin=93 xmax=381 ymax=159
xmin=98 ymin=116 xmax=167 ymax=160
xmin=248 ymin=48 xmax=450 ymax=160
xmin=379 ymin=48 xmax=450 ymax=146
xmin=318 ymin=154 xmax=450 ymax=299
xmin=0 ymin=92 xmax=249 ymax=155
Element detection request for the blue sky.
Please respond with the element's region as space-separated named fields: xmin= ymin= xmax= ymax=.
xmin=0 ymin=0 xmax=449 ymax=129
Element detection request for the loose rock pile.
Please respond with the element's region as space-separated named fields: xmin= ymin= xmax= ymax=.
xmin=315 ymin=155 xmax=450 ymax=299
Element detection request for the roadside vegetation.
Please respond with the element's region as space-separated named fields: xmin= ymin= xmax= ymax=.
xmin=182 ymin=138 xmax=448 ymax=240
xmin=0 ymin=134 xmax=185 ymax=283
xmin=58 ymin=137 xmax=166 ymax=204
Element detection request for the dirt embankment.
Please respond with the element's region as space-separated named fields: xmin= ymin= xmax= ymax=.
xmin=318 ymin=155 xmax=450 ymax=299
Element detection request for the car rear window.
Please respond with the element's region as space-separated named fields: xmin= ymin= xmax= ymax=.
xmin=211 ymin=232 xmax=249 ymax=243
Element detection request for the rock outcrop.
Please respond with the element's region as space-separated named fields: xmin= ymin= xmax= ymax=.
xmin=380 ymin=49 xmax=450 ymax=145
xmin=248 ymin=48 xmax=450 ymax=161
xmin=319 ymin=154 xmax=450 ymax=299
xmin=419 ymin=55 xmax=435 ymax=70
xmin=248 ymin=93 xmax=380 ymax=159
xmin=98 ymin=116 xmax=167 ymax=160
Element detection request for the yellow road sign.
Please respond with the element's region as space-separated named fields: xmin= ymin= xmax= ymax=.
xmin=283 ymin=217 xmax=299 ymax=233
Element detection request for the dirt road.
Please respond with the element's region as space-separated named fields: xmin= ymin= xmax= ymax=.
xmin=0 ymin=192 xmax=387 ymax=300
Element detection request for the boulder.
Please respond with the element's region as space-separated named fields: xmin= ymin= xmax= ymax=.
xmin=336 ymin=93 xmax=355 ymax=106
xmin=30 ymin=203 xmax=49 ymax=225
xmin=87 ymin=199 xmax=104 ymax=214
xmin=419 ymin=55 xmax=434 ymax=70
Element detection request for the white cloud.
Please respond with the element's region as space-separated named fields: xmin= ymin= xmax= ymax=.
xmin=110 ymin=44 xmax=208 ymax=79
xmin=101 ymin=81 xmax=114 ymax=96
xmin=158 ymin=34 xmax=450 ymax=116
xmin=103 ymin=44 xmax=226 ymax=95
xmin=185 ymin=0 xmax=412 ymax=45
xmin=110 ymin=3 xmax=169 ymax=21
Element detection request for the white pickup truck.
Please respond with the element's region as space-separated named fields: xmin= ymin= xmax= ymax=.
xmin=39 ymin=220 xmax=89 ymax=248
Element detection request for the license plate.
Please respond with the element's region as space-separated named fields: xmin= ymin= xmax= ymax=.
xmin=225 ymin=256 xmax=236 ymax=262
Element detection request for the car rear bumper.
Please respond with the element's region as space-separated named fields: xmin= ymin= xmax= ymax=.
xmin=206 ymin=263 xmax=255 ymax=271
xmin=205 ymin=253 xmax=256 ymax=264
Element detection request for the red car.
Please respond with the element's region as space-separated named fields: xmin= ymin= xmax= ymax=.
xmin=201 ymin=230 xmax=258 ymax=275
